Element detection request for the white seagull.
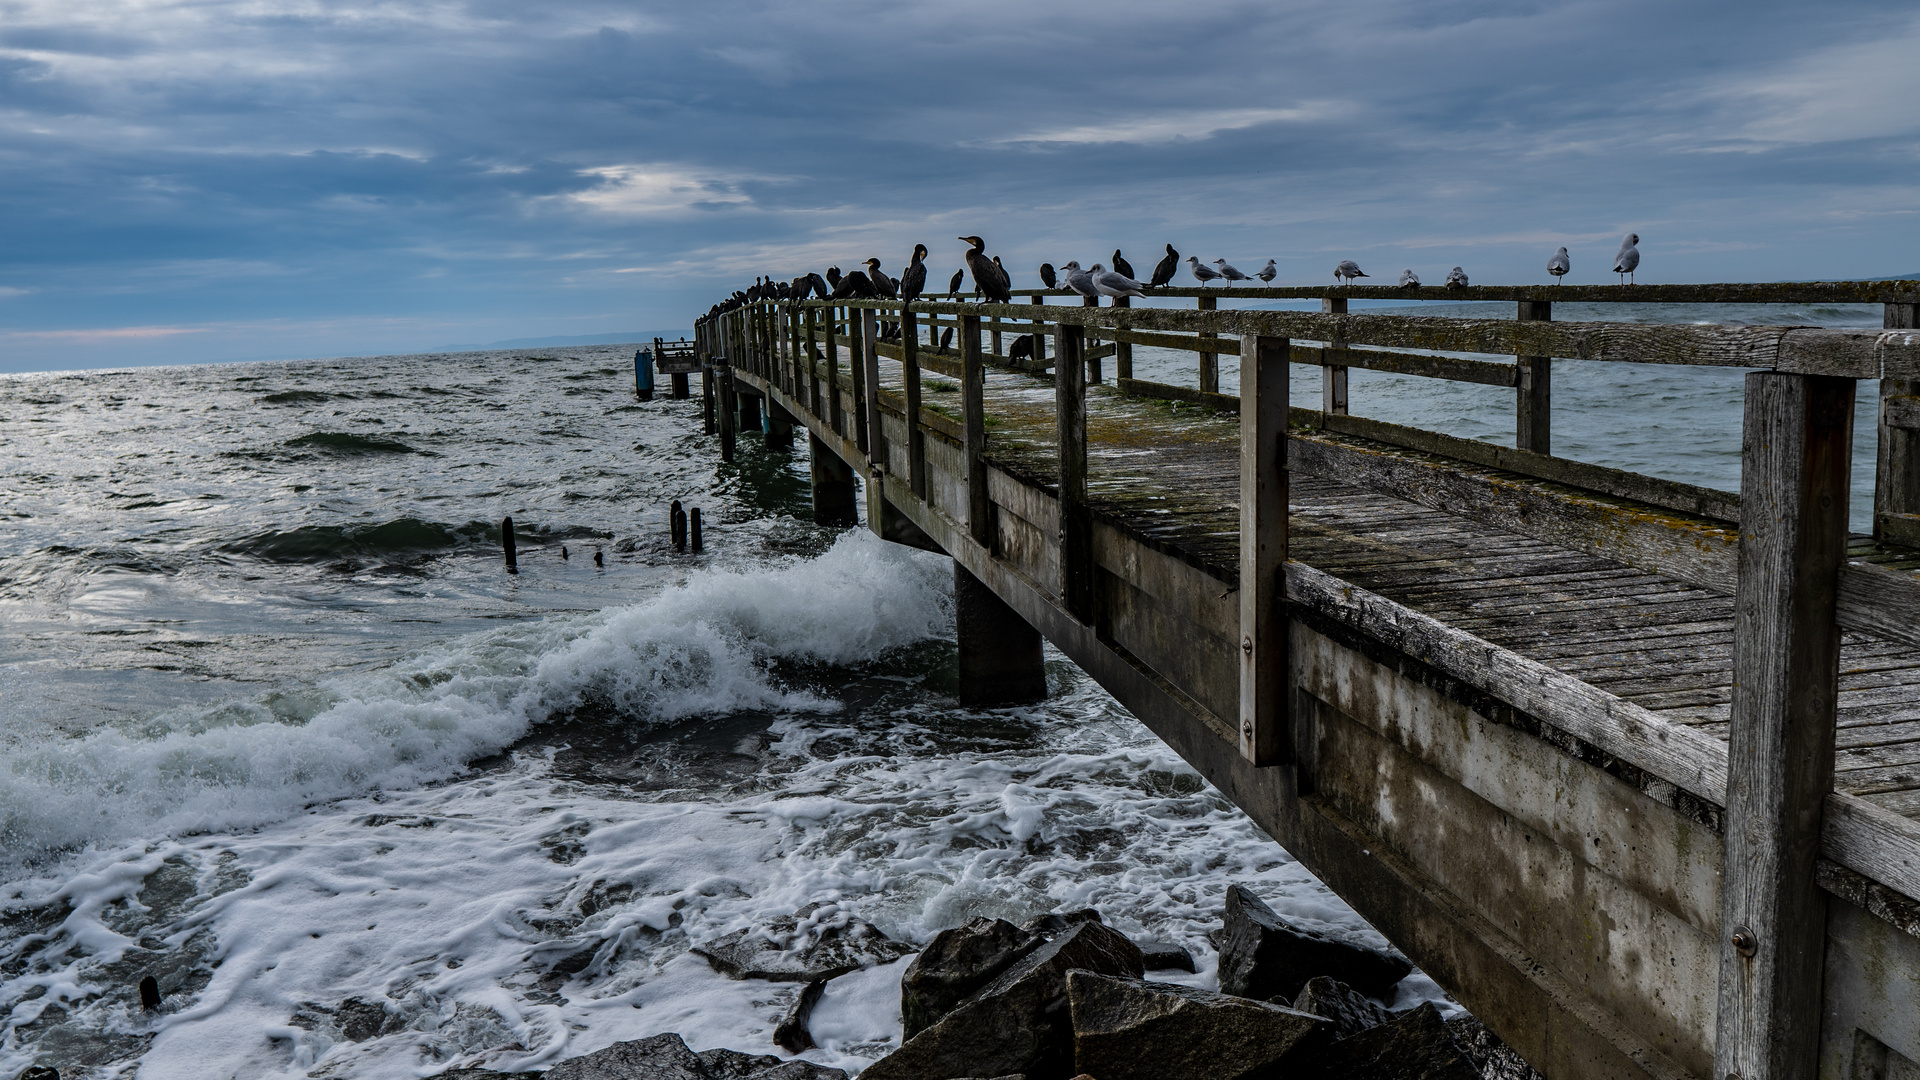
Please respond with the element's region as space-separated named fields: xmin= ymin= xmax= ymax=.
xmin=1091 ymin=263 xmax=1146 ymax=300
xmin=1060 ymin=260 xmax=1100 ymax=302
xmin=1213 ymin=258 xmax=1250 ymax=283
xmin=1445 ymin=266 xmax=1469 ymax=289
xmin=1335 ymin=260 xmax=1367 ymax=284
xmin=1613 ymin=233 xmax=1640 ymax=285
xmin=1398 ymin=269 xmax=1420 ymax=288
xmin=1187 ymin=256 xmax=1222 ymax=285
xmin=1547 ymin=246 xmax=1570 ymax=283
xmin=1255 ymin=259 xmax=1277 ymax=283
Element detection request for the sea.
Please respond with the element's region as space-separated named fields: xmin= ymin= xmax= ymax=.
xmin=0 ymin=300 xmax=1888 ymax=1079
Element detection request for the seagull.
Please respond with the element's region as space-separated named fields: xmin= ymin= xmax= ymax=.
xmin=1335 ymin=260 xmax=1367 ymax=284
xmin=1039 ymin=262 xmax=1057 ymax=289
xmin=1149 ymin=244 xmax=1179 ymax=289
xmin=865 ymin=258 xmax=897 ymax=298
xmin=1398 ymin=269 xmax=1420 ymax=289
xmin=1255 ymin=259 xmax=1277 ymax=283
xmin=1214 ymin=258 xmax=1249 ymax=283
xmin=1060 ymin=260 xmax=1100 ymax=302
xmin=899 ymin=244 xmax=928 ymax=303
xmin=1613 ymin=233 xmax=1639 ymax=285
xmin=959 ymin=236 xmax=1012 ymax=302
xmin=948 ymin=268 xmax=966 ymax=295
xmin=1445 ymin=266 xmax=1469 ymax=289
xmin=1548 ymin=246 xmax=1570 ymax=284
xmin=1187 ymin=256 xmax=1221 ymax=285
xmin=1092 ymin=263 xmax=1146 ymax=301
xmin=1112 ymin=249 xmax=1135 ymax=280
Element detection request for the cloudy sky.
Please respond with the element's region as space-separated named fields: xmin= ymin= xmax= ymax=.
xmin=2 ymin=0 xmax=1918 ymax=371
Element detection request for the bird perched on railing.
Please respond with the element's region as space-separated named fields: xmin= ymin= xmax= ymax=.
xmin=1446 ymin=266 xmax=1470 ymax=289
xmin=1060 ymin=261 xmax=1100 ymax=303
xmin=1092 ymin=263 xmax=1146 ymax=301
xmin=939 ymin=327 xmax=954 ymax=353
xmin=1335 ymin=260 xmax=1367 ymax=284
xmin=1398 ymin=269 xmax=1420 ymax=289
xmin=1256 ymin=259 xmax=1277 ymax=283
xmin=831 ymin=270 xmax=878 ymax=299
xmin=959 ymin=236 xmax=1012 ymax=302
xmin=1009 ymin=335 xmax=1034 ymax=363
xmin=826 ymin=266 xmax=842 ymax=290
xmin=1187 ymin=256 xmax=1221 ymax=285
xmin=948 ymin=268 xmax=965 ymax=295
xmin=806 ymin=273 xmax=830 ymax=300
xmin=1039 ymin=263 xmax=1057 ymax=289
xmin=1150 ymin=245 xmax=1179 ymax=289
xmin=1548 ymin=247 xmax=1571 ymax=284
xmin=1613 ymin=234 xmax=1639 ymax=285
xmin=1112 ymin=250 xmax=1135 ymax=281
xmin=1214 ymin=259 xmax=1249 ymax=283
xmin=866 ymin=259 xmax=898 ymax=298
xmin=900 ymin=244 xmax=928 ymax=303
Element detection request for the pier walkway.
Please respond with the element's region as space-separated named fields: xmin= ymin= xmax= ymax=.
xmin=693 ymin=282 xmax=1920 ymax=1080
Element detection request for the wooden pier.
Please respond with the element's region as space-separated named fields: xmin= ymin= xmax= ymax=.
xmin=692 ymin=281 xmax=1920 ymax=1080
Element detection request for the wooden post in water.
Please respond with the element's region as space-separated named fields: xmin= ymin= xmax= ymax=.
xmin=862 ymin=306 xmax=885 ymax=468
xmin=1055 ymin=321 xmax=1092 ymax=619
xmin=1517 ymin=300 xmax=1552 ymax=454
xmin=1198 ymin=294 xmax=1218 ymax=394
xmin=1875 ymin=301 xmax=1920 ymax=547
xmin=902 ymin=306 xmax=927 ymax=499
xmin=1239 ymin=334 xmax=1289 ymax=766
xmin=501 ymin=515 xmax=517 ymax=573
xmin=962 ymin=313 xmax=990 ymax=548
xmin=1713 ymin=371 xmax=1854 ymax=1080
xmin=702 ymin=364 xmax=716 ymax=435
xmin=718 ymin=364 xmax=736 ymax=464
xmin=1114 ymin=296 xmax=1132 ymax=381
xmin=809 ymin=433 xmax=858 ymax=527
xmin=670 ymin=500 xmax=686 ymax=552
xmin=954 ymin=563 xmax=1047 ymax=705
xmin=765 ymin=398 xmax=795 ymax=452
xmin=1321 ymin=297 xmax=1348 ymax=416
xmin=689 ymin=507 xmax=702 ymax=551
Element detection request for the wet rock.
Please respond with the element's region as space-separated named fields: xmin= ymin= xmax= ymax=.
xmin=1307 ymin=1002 xmax=1479 ymax=1080
xmin=542 ymin=1034 xmax=848 ymax=1080
xmin=1446 ymin=1015 xmax=1545 ymax=1080
xmin=1019 ymin=909 xmax=1102 ymax=938
xmin=20 ymin=1067 xmax=60 ymax=1080
xmin=1136 ymin=940 xmax=1196 ymax=973
xmin=699 ymin=1048 xmax=788 ymax=1079
xmin=1292 ymin=975 xmax=1391 ymax=1038
xmin=1066 ymin=970 xmax=1329 ymax=1080
xmin=901 ymin=917 xmax=1043 ymax=1038
xmin=693 ymin=903 xmax=914 ymax=982
xmin=291 ymin=996 xmax=406 ymax=1042
xmin=773 ymin=979 xmax=827 ymax=1052
xmin=1217 ymin=884 xmax=1411 ymax=1002
xmin=862 ymin=920 xmax=1143 ymax=1080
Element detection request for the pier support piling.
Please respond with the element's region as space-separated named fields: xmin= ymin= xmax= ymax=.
xmin=954 ymin=563 xmax=1048 ymax=706
xmin=718 ymin=368 xmax=736 ymax=463
xmin=738 ymin=390 xmax=763 ymax=435
xmin=810 ymin=433 xmax=858 ymax=528
xmin=671 ymin=372 xmax=689 ymax=399
xmin=766 ymin=399 xmax=795 ymax=452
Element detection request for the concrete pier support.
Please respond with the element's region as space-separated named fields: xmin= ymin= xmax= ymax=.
xmin=738 ymin=391 xmax=763 ymax=435
xmin=670 ymin=372 xmax=690 ymax=399
xmin=810 ymin=433 xmax=858 ymax=527
xmin=766 ymin=400 xmax=796 ymax=452
xmin=954 ymin=563 xmax=1047 ymax=706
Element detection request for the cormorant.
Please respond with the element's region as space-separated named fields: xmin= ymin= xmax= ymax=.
xmin=1398 ymin=269 xmax=1421 ymax=288
xmin=806 ymin=273 xmax=830 ymax=300
xmin=1214 ymin=259 xmax=1249 ymax=283
xmin=1009 ymin=335 xmax=1034 ymax=363
xmin=1149 ymin=244 xmax=1179 ymax=289
xmin=948 ymin=268 xmax=966 ymax=295
xmin=1335 ymin=260 xmax=1367 ymax=284
xmin=939 ymin=327 xmax=954 ymax=353
xmin=958 ymin=236 xmax=1012 ymax=302
xmin=866 ymin=258 xmax=898 ymax=298
xmin=1187 ymin=256 xmax=1221 ymax=284
xmin=1256 ymin=259 xmax=1277 ymax=283
xmin=1446 ymin=266 xmax=1470 ymax=289
xmin=1039 ymin=262 xmax=1057 ymax=289
xmin=899 ymin=244 xmax=928 ymax=303
xmin=826 ymin=266 xmax=842 ymax=289
xmin=1112 ymin=250 xmax=1135 ymax=280
xmin=1548 ymin=247 xmax=1571 ymax=284
xmin=1613 ymin=234 xmax=1639 ymax=285
xmin=1092 ymin=264 xmax=1145 ymax=300
xmin=831 ymin=270 xmax=878 ymax=299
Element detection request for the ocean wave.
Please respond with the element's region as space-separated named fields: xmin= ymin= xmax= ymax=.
xmin=219 ymin=518 xmax=490 ymax=562
xmin=0 ymin=530 xmax=953 ymax=866
xmin=283 ymin=431 xmax=429 ymax=455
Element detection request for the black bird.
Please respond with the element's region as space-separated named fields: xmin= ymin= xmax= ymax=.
xmin=1112 ymin=249 xmax=1135 ymax=281
xmin=948 ymin=268 xmax=966 ymax=295
xmin=866 ymin=258 xmax=898 ymax=298
xmin=939 ymin=326 xmax=955 ymax=353
xmin=1009 ymin=334 xmax=1034 ymax=363
xmin=1149 ymin=244 xmax=1179 ymax=289
xmin=900 ymin=243 xmax=928 ymax=303
xmin=1039 ymin=262 xmax=1057 ymax=289
xmin=806 ymin=273 xmax=830 ymax=300
xmin=826 ymin=266 xmax=842 ymax=289
xmin=831 ymin=270 xmax=878 ymax=299
xmin=959 ymin=236 xmax=1012 ymax=302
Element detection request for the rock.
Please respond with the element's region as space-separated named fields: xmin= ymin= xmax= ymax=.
xmin=1292 ymin=975 xmax=1391 ymax=1038
xmin=697 ymin=1048 xmax=787 ymax=1079
xmin=20 ymin=1068 xmax=60 ymax=1080
xmin=901 ymin=917 xmax=1043 ymax=1038
xmin=1135 ymin=940 xmax=1196 ymax=973
xmin=1216 ymin=885 xmax=1411 ymax=1002
xmin=1307 ymin=1003 xmax=1479 ymax=1080
xmin=773 ymin=979 xmax=827 ymax=1053
xmin=1066 ymin=970 xmax=1329 ymax=1080
xmin=544 ymin=1034 xmax=849 ymax=1080
xmin=693 ymin=903 xmax=915 ymax=982
xmin=1446 ymin=1015 xmax=1545 ymax=1080
xmin=861 ymin=920 xmax=1144 ymax=1080
xmin=1019 ymin=909 xmax=1102 ymax=938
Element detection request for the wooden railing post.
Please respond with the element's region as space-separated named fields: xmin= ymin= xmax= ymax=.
xmin=962 ymin=313 xmax=990 ymax=547
xmin=850 ymin=306 xmax=870 ymax=453
xmin=1714 ymin=370 xmax=1854 ymax=1080
xmin=991 ymin=316 xmax=1002 ymax=358
xmin=1240 ymin=333 xmax=1290 ymax=766
xmin=903 ymin=306 xmax=926 ymax=499
xmin=1517 ymin=300 xmax=1552 ymax=454
xmin=1055 ymin=321 xmax=1091 ymax=619
xmin=1030 ymin=294 xmax=1048 ymax=368
xmin=825 ymin=306 xmax=843 ymax=437
xmin=1081 ymin=294 xmax=1102 ymax=384
xmin=1198 ymin=295 xmax=1218 ymax=394
xmin=1322 ymin=297 xmax=1348 ymax=416
xmin=1875 ymin=302 xmax=1920 ymax=547
xmin=804 ymin=306 xmax=820 ymax=418
xmin=1115 ymin=296 xmax=1133 ymax=381
xmin=862 ymin=306 xmax=884 ymax=466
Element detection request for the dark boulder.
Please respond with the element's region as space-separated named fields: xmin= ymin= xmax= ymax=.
xmin=1019 ymin=909 xmax=1102 ymax=938
xmin=901 ymin=918 xmax=1042 ymax=1038
xmin=543 ymin=1033 xmax=848 ymax=1080
xmin=693 ymin=903 xmax=914 ymax=982
xmin=1066 ymin=970 xmax=1329 ymax=1080
xmin=1292 ymin=975 xmax=1391 ymax=1038
xmin=1136 ymin=940 xmax=1197 ymax=973
xmin=1217 ymin=884 xmax=1411 ymax=1002
xmin=20 ymin=1068 xmax=60 ymax=1080
xmin=773 ymin=980 xmax=827 ymax=1053
xmin=1305 ymin=1003 xmax=1479 ymax=1080
xmin=1446 ymin=1015 xmax=1545 ymax=1080
xmin=861 ymin=920 xmax=1144 ymax=1080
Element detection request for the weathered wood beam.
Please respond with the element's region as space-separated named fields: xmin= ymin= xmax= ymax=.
xmin=824 ymin=305 xmax=843 ymax=437
xmin=902 ymin=307 xmax=926 ymax=499
xmin=861 ymin=307 xmax=885 ymax=466
xmin=1876 ymin=303 xmax=1920 ymax=547
xmin=1056 ymin=322 xmax=1092 ymax=619
xmin=1516 ymin=300 xmax=1551 ymax=454
xmin=1197 ymin=294 xmax=1219 ymax=395
xmin=1241 ymin=334 xmax=1290 ymax=766
xmin=1322 ymin=297 xmax=1349 ymax=417
xmin=1714 ymin=371 xmax=1854 ymax=1080
xmin=912 ymin=281 xmax=1920 ymax=304
xmin=962 ymin=314 xmax=990 ymax=548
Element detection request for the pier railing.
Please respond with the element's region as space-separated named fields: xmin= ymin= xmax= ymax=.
xmin=695 ymin=281 xmax=1920 ymax=1080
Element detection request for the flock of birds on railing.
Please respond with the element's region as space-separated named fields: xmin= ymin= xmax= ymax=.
xmin=701 ymin=234 xmax=1642 ymax=321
